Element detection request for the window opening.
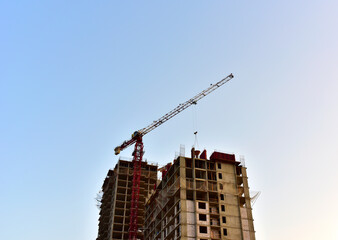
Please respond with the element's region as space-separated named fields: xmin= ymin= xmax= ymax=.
xmin=199 ymin=226 xmax=207 ymax=234
xmin=198 ymin=202 xmax=206 ymax=209
xmin=199 ymin=214 xmax=207 ymax=221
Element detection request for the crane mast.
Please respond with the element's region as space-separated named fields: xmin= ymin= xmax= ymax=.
xmin=116 ymin=73 xmax=234 ymax=240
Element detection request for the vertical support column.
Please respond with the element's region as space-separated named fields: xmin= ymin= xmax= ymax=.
xmin=191 ymin=148 xmax=198 ymax=239
xmin=233 ymin=165 xmax=244 ymax=240
xmin=179 ymin=156 xmax=188 ymax=239
xmin=129 ymin=137 xmax=143 ymax=240
xmin=109 ymin=170 xmax=119 ymax=240
xmin=241 ymin=167 xmax=256 ymax=240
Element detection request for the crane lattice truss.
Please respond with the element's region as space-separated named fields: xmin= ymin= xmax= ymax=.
xmin=114 ymin=73 xmax=234 ymax=240
xmin=128 ymin=138 xmax=143 ymax=240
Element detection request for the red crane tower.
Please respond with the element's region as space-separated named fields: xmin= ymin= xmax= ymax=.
xmin=114 ymin=73 xmax=234 ymax=240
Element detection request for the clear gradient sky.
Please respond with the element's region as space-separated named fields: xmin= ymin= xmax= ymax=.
xmin=1 ymin=1 xmax=338 ymax=240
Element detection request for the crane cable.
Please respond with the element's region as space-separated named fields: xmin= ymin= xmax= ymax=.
xmin=192 ymin=104 xmax=200 ymax=149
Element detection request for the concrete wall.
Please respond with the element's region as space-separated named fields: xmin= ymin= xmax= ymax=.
xmin=217 ymin=162 xmax=243 ymax=240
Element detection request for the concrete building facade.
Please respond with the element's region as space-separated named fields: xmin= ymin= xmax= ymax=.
xmin=97 ymin=159 xmax=158 ymax=240
xmin=144 ymin=148 xmax=255 ymax=240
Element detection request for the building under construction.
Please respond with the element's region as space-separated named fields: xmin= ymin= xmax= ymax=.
xmin=97 ymin=158 xmax=158 ymax=240
xmin=143 ymin=148 xmax=255 ymax=240
xmin=97 ymin=148 xmax=256 ymax=240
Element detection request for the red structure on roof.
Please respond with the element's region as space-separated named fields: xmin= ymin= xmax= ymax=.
xmin=200 ymin=149 xmax=207 ymax=159
xmin=210 ymin=151 xmax=236 ymax=162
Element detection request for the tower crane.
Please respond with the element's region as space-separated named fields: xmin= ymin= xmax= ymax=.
xmin=114 ymin=73 xmax=234 ymax=240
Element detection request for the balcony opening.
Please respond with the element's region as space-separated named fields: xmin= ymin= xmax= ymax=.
xmin=208 ymin=181 xmax=217 ymax=191
xmin=195 ymin=159 xmax=206 ymax=169
xmin=208 ymin=172 xmax=216 ymax=181
xmin=236 ymin=166 xmax=242 ymax=175
xmin=187 ymin=190 xmax=194 ymax=200
xmin=209 ymin=192 xmax=218 ymax=203
xmin=186 ymin=169 xmax=193 ymax=179
xmin=196 ymin=169 xmax=207 ymax=179
xmin=186 ymin=159 xmax=192 ymax=168
xmin=207 ymin=162 xmax=215 ymax=170
xmin=196 ymin=191 xmax=207 ymax=201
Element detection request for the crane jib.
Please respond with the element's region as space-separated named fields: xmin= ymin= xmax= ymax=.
xmin=114 ymin=73 xmax=234 ymax=155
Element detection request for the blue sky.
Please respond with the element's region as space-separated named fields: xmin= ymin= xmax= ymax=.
xmin=1 ymin=1 xmax=338 ymax=239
